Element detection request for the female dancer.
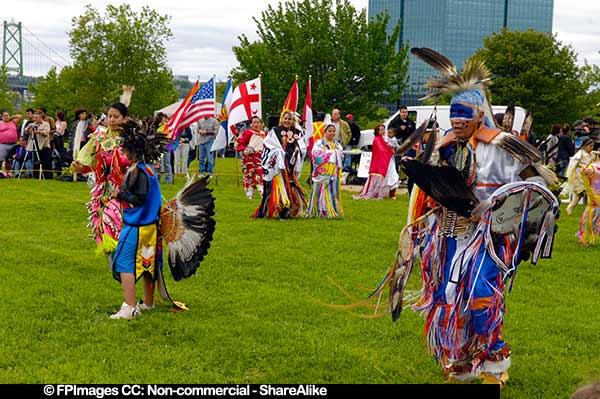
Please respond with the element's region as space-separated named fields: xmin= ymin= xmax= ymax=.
xmin=253 ymin=111 xmax=306 ymax=219
xmin=306 ymin=123 xmax=344 ymax=218
xmin=354 ymin=124 xmax=399 ymax=199
xmin=235 ymin=116 xmax=266 ymax=199
xmin=71 ymin=101 xmax=131 ymax=259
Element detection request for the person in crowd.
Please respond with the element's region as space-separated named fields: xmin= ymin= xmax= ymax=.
xmin=331 ymin=109 xmax=351 ymax=163
xmin=538 ymin=124 xmax=561 ymax=167
xmin=564 ymin=136 xmax=596 ymax=215
xmin=187 ymin=121 xmax=199 ymax=167
xmin=10 ymin=136 xmax=32 ymax=177
xmin=234 ymin=116 xmax=266 ymax=200
xmin=53 ymin=111 xmax=68 ymax=168
xmin=556 ymin=125 xmax=575 ymax=179
xmin=20 ymin=108 xmax=34 ymax=139
xmin=173 ymin=125 xmax=192 ymax=176
xmin=386 ymin=127 xmax=401 ymax=172
xmin=253 ymin=110 xmax=306 ymax=219
xmin=389 ymin=105 xmax=416 ymax=144
xmin=306 ymin=123 xmax=344 ymax=218
xmin=71 ymin=101 xmax=132 ymax=261
xmin=578 ymin=152 xmax=600 ymax=245
xmin=353 ymin=124 xmax=399 ymax=200
xmin=69 ymin=108 xmax=93 ymax=161
xmin=197 ymin=115 xmax=219 ymax=175
xmin=39 ymin=107 xmax=56 ymax=135
xmin=0 ymin=110 xmax=22 ymax=170
xmin=345 ymin=114 xmax=362 ymax=172
xmin=25 ymin=110 xmax=52 ymax=179
xmin=153 ymin=113 xmax=173 ymax=184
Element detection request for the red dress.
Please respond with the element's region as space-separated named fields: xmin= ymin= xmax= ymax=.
xmin=235 ymin=129 xmax=265 ymax=190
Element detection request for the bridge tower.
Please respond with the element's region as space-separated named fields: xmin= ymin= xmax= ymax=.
xmin=2 ymin=20 xmax=25 ymax=98
xmin=2 ymin=20 xmax=23 ymax=76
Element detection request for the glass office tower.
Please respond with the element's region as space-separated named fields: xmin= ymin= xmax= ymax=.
xmin=369 ymin=0 xmax=554 ymax=106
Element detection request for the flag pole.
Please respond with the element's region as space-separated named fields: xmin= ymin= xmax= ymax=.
xmin=258 ymin=73 xmax=262 ymax=120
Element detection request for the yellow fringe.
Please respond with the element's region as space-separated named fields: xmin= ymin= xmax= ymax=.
xmin=95 ymin=234 xmax=118 ymax=256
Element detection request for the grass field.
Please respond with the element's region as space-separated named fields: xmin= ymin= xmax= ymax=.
xmin=0 ymin=158 xmax=598 ymax=397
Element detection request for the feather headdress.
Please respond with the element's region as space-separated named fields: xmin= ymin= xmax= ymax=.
xmin=411 ymin=47 xmax=496 ymax=128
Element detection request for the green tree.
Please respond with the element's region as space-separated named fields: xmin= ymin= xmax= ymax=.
xmin=474 ymin=29 xmax=587 ymax=135
xmin=577 ymin=62 xmax=600 ymax=118
xmin=232 ymin=0 xmax=408 ymax=121
xmin=32 ymin=4 xmax=177 ymax=118
xmin=0 ymin=67 xmax=18 ymax=113
xmin=28 ymin=67 xmax=68 ymax=118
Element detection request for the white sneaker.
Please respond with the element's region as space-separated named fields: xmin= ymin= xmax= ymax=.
xmin=138 ymin=300 xmax=156 ymax=311
xmin=110 ymin=302 xmax=141 ymax=320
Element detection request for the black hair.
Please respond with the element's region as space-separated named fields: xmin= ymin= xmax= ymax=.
xmin=26 ymin=108 xmax=35 ymax=113
xmin=56 ymin=111 xmax=65 ymax=121
xmin=109 ymin=102 xmax=128 ymax=118
xmin=315 ymin=111 xmax=326 ymax=122
xmin=39 ymin=107 xmax=47 ymax=114
xmin=75 ymin=108 xmax=87 ymax=120
xmin=121 ymin=120 xmax=166 ymax=163
xmin=399 ymin=105 xmax=408 ymax=111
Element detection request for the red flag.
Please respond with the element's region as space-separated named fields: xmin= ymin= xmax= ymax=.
xmin=302 ymin=77 xmax=314 ymax=140
xmin=279 ymin=78 xmax=298 ymax=123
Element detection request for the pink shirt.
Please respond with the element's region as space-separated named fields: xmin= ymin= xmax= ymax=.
xmin=0 ymin=121 xmax=18 ymax=144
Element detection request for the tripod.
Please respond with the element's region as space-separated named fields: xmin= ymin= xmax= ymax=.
xmin=19 ymin=129 xmax=44 ymax=181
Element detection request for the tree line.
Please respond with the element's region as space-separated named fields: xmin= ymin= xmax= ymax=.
xmin=0 ymin=0 xmax=597 ymax=135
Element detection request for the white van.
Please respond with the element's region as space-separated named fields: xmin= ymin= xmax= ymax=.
xmin=357 ymin=105 xmax=527 ymax=148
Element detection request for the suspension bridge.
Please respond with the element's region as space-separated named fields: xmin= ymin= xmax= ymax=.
xmin=2 ymin=20 xmax=71 ymax=98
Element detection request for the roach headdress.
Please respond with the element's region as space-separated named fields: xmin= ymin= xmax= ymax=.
xmin=411 ymin=47 xmax=496 ymax=128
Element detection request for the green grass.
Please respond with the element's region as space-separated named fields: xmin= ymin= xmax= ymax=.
xmin=0 ymin=158 xmax=598 ymax=398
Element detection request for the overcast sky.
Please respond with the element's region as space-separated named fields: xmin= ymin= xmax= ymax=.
xmin=5 ymin=0 xmax=600 ymax=80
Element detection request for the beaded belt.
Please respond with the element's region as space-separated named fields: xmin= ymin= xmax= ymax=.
xmin=439 ymin=208 xmax=471 ymax=239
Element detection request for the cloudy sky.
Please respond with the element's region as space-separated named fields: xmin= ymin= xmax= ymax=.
xmin=5 ymin=0 xmax=600 ymax=80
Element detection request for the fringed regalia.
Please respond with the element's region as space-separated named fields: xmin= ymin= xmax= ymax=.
xmin=353 ymin=135 xmax=398 ymax=199
xmin=579 ymin=161 xmax=600 ymax=245
xmin=253 ymin=126 xmax=306 ymax=219
xmin=235 ymin=128 xmax=265 ymax=192
xmin=306 ymin=138 xmax=344 ymax=219
xmin=113 ymin=163 xmax=163 ymax=283
xmin=380 ymin=48 xmax=559 ymax=384
xmin=77 ymin=128 xmax=130 ymax=254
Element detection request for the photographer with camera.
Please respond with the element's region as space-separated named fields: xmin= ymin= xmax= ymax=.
xmin=26 ymin=110 xmax=52 ymax=179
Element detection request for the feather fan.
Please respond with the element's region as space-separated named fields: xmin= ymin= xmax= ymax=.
xmin=160 ymin=176 xmax=216 ymax=281
xmin=401 ymin=159 xmax=479 ymax=217
xmin=120 ymin=85 xmax=135 ymax=107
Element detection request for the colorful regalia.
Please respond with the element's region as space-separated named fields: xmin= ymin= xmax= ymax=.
xmin=113 ymin=163 xmax=163 ymax=282
xmin=253 ymin=126 xmax=307 ymax=219
xmin=347 ymin=48 xmax=559 ymax=387
xmin=235 ymin=128 xmax=266 ymax=198
xmin=564 ymin=147 xmax=595 ymax=197
xmin=578 ymin=160 xmax=600 ymax=245
xmin=112 ymin=123 xmax=216 ymax=311
xmin=353 ymin=135 xmax=399 ymax=199
xmin=306 ymin=138 xmax=344 ymax=218
xmin=77 ymin=127 xmax=130 ymax=254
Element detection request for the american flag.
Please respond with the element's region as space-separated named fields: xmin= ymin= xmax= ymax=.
xmin=166 ymin=77 xmax=216 ymax=137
